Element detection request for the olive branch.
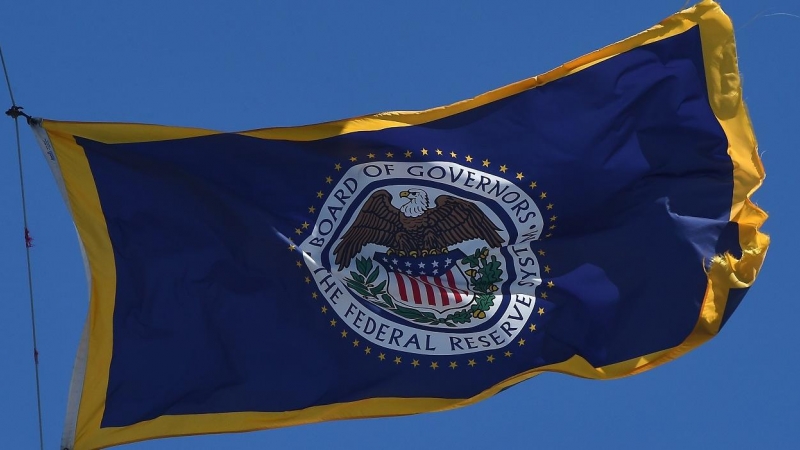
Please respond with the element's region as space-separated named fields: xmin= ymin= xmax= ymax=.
xmin=343 ymin=248 xmax=502 ymax=327
xmin=343 ymin=256 xmax=394 ymax=309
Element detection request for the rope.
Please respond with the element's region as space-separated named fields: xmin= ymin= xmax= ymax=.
xmin=1 ymin=44 xmax=16 ymax=106
xmin=1 ymin=43 xmax=46 ymax=450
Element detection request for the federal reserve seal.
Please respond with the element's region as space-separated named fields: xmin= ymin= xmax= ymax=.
xmin=301 ymin=159 xmax=545 ymax=356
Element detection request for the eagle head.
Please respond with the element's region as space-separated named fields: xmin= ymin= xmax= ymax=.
xmin=399 ymin=188 xmax=429 ymax=218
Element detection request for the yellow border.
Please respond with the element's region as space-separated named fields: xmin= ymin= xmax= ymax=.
xmin=41 ymin=1 xmax=768 ymax=448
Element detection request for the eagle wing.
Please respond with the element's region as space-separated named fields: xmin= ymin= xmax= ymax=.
xmin=426 ymin=195 xmax=505 ymax=248
xmin=333 ymin=190 xmax=399 ymax=270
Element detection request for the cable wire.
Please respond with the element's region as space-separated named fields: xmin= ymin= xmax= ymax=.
xmin=1 ymin=43 xmax=46 ymax=450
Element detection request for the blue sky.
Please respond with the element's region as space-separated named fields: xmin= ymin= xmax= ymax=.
xmin=0 ymin=1 xmax=797 ymax=449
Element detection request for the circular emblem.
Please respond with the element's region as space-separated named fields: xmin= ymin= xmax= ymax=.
xmin=301 ymin=160 xmax=545 ymax=356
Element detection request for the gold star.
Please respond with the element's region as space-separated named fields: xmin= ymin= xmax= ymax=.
xmin=465 ymin=155 xmax=473 ymax=162
xmin=516 ymin=172 xmax=524 ymax=180
xmin=486 ymin=355 xmax=495 ymax=363
xmin=540 ymin=191 xmax=547 ymax=199
xmin=549 ymin=224 xmax=557 ymax=230
xmin=435 ymin=148 xmax=443 ymax=155
xmin=394 ymin=356 xmax=402 ymax=364
xmin=499 ymin=165 xmax=508 ymax=173
xmin=316 ymin=191 xmax=324 ymax=198
xmin=544 ymin=265 xmax=551 ymax=273
xmin=294 ymin=228 xmax=302 ymax=235
xmin=541 ymin=291 xmax=549 ymax=300
xmin=411 ymin=359 xmax=420 ymax=367
xmin=529 ymin=323 xmax=537 ymax=332
xmin=364 ymin=347 xmax=372 ymax=355
xmin=547 ymin=203 xmax=554 ymax=210
xmin=334 ymin=163 xmax=342 ymax=171
xmin=550 ymin=215 xmax=557 ymax=222
xmin=518 ymin=338 xmax=526 ymax=346
xmin=325 ymin=176 xmax=333 ymax=184
xmin=321 ymin=306 xmax=328 ymax=313
xmin=529 ymin=181 xmax=537 ymax=189
xmin=421 ymin=148 xmax=429 ymax=155
xmin=449 ymin=361 xmax=458 ymax=369
xmin=349 ymin=156 xmax=357 ymax=162
xmin=311 ymin=291 xmax=318 ymax=299
xmin=386 ymin=151 xmax=394 ymax=158
xmin=295 ymin=260 xmax=302 ymax=267
xmin=308 ymin=205 xmax=316 ymax=214
xmin=329 ymin=319 xmax=337 ymax=327
xmin=450 ymin=151 xmax=457 ymax=158
xmin=301 ymin=221 xmax=310 ymax=229
xmin=341 ymin=330 xmax=348 ymax=338
xmin=404 ymin=150 xmax=413 ymax=158
xmin=547 ymin=281 xmax=555 ymax=288
xmin=468 ymin=359 xmax=477 ymax=367
xmin=288 ymin=244 xmax=296 ymax=251
xmin=353 ymin=339 xmax=360 ymax=347
xmin=430 ymin=361 xmax=439 ymax=370
xmin=367 ymin=153 xmax=376 ymax=159
xmin=504 ymin=350 xmax=513 ymax=357
xmin=304 ymin=276 xmax=311 ymax=284
xmin=378 ymin=353 xmax=386 ymax=361
xmin=538 ymin=307 xmax=545 ymax=316
xmin=538 ymin=249 xmax=546 ymax=256
xmin=482 ymin=159 xmax=490 ymax=167
xmin=545 ymin=233 xmax=553 ymax=238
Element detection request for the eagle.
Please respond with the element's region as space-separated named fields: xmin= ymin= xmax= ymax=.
xmin=333 ymin=188 xmax=504 ymax=270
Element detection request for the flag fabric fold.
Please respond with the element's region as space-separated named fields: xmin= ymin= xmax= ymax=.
xmin=33 ymin=1 xmax=767 ymax=449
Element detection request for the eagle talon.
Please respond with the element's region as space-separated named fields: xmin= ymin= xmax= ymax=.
xmin=398 ymin=251 xmax=407 ymax=257
xmin=409 ymin=251 xmax=418 ymax=258
xmin=429 ymin=249 xmax=438 ymax=256
xmin=440 ymin=248 xmax=449 ymax=254
xmin=387 ymin=249 xmax=395 ymax=255
xmin=421 ymin=250 xmax=429 ymax=257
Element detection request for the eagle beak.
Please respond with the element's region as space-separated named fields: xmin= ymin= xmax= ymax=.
xmin=399 ymin=191 xmax=409 ymax=198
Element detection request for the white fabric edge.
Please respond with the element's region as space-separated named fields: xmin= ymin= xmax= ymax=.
xmin=30 ymin=121 xmax=88 ymax=450
xmin=60 ymin=320 xmax=89 ymax=450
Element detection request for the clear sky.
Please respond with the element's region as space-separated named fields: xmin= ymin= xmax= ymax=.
xmin=0 ymin=1 xmax=797 ymax=449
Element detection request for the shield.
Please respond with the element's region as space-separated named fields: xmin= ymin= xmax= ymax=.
xmin=374 ymin=250 xmax=474 ymax=314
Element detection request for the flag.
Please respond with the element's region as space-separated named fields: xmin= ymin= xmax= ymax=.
xmin=33 ymin=1 xmax=767 ymax=449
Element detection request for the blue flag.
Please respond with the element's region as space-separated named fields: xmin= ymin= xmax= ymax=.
xmin=34 ymin=1 xmax=767 ymax=449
